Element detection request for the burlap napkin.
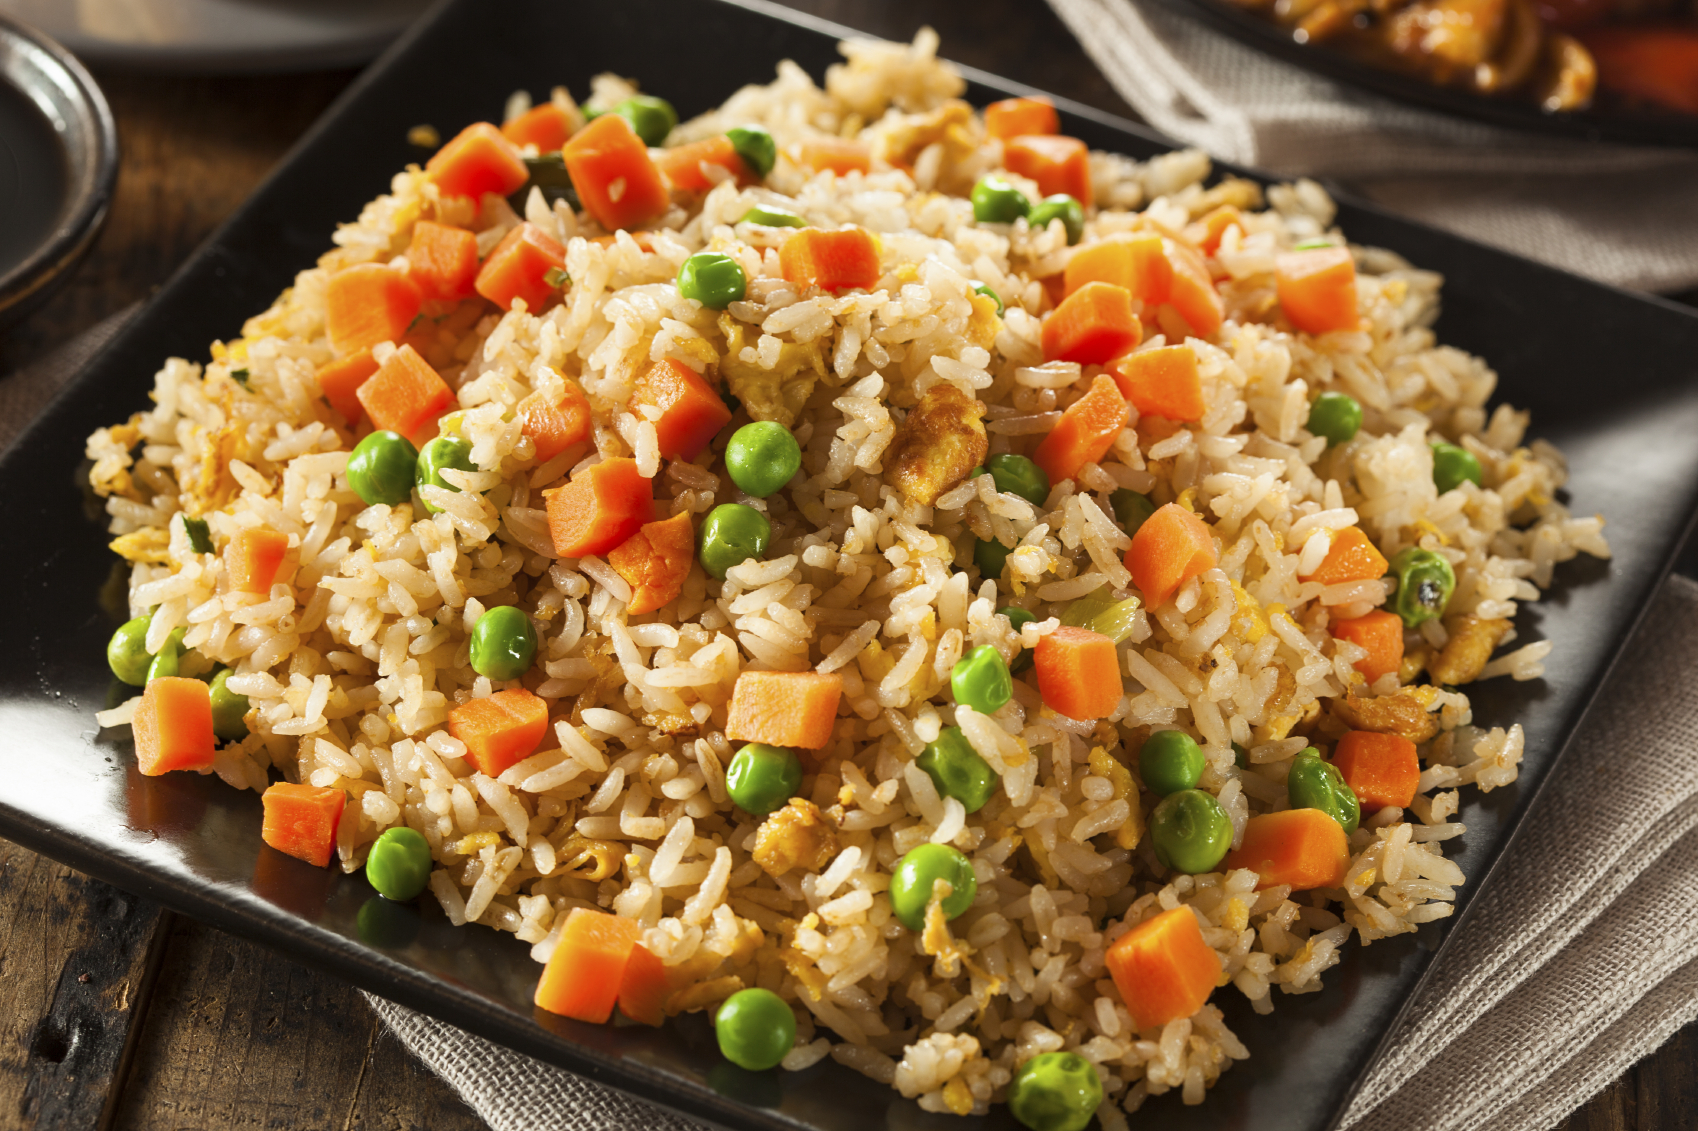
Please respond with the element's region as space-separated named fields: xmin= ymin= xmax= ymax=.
xmin=17 ymin=313 xmax=1696 ymax=1130
xmin=1044 ymin=0 xmax=1698 ymax=294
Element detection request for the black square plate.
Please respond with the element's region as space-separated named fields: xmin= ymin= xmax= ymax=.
xmin=4 ymin=1 xmax=1698 ymax=1129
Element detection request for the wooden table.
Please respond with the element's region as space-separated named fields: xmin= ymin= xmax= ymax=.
xmin=3 ymin=1 xmax=1692 ymax=1127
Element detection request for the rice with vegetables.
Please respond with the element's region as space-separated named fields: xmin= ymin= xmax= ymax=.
xmin=86 ymin=29 xmax=1610 ymax=1128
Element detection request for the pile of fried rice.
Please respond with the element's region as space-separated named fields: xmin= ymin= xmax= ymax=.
xmin=86 ymin=29 xmax=1610 ymax=1125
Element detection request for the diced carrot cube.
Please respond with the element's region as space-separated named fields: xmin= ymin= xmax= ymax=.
xmin=655 ymin=135 xmax=750 ymax=192
xmin=316 ymin=349 xmax=380 ymax=426
xmin=226 ymin=528 xmax=291 ymax=595
xmin=794 ymin=135 xmax=871 ymax=175
xmin=561 ymin=114 xmax=669 ymax=233
xmin=1125 ymin=503 xmax=1217 ymax=608
xmin=501 ymin=102 xmax=575 ymax=151
xmin=633 ymin=358 xmax=732 ymax=461
xmin=1301 ymin=526 xmax=1389 ymax=586
xmin=1064 ymin=232 xmax=1169 ymax=299
xmin=1004 ymin=134 xmax=1092 ymax=207
xmin=355 ymin=344 xmax=456 ymax=446
xmin=1034 ymin=626 xmax=1124 ymax=720
xmin=1276 ymin=246 xmax=1360 ymax=335
xmin=1041 ymin=281 xmax=1143 ymax=365
xmin=520 ymin=381 xmax=592 ymax=464
xmin=1105 ymin=906 xmax=1221 ymax=1031
xmin=1332 ymin=609 xmax=1404 ymax=683
xmin=260 ymin=782 xmax=346 ymax=868
xmin=984 ymin=96 xmax=1060 ymax=140
xmin=133 ymin=677 xmax=216 ymax=776
xmin=726 ymin=671 xmax=844 ymax=749
xmin=1332 ymin=731 xmax=1420 ymax=811
xmin=408 ymin=220 xmax=481 ymax=303
xmin=608 ymin=511 xmax=695 ymax=616
xmin=616 ymin=943 xmax=671 ymax=1027
xmin=1109 ymin=345 xmax=1205 ymax=422
xmin=475 ymin=221 xmax=566 ymax=313
xmin=324 ymin=264 xmax=423 ymax=358
xmin=1189 ymin=205 xmax=1243 ymax=255
xmin=448 ymin=687 xmax=550 ymax=778
xmin=545 ymin=457 xmax=656 ymax=558
xmin=779 ymin=227 xmax=881 ymax=293
xmin=534 ymin=908 xmax=643 ymax=1023
xmin=1164 ymin=239 xmax=1225 ymax=338
xmin=1033 ymin=373 xmax=1130 ymax=484
xmin=426 ymin=122 xmax=530 ymax=201
xmin=1225 ymin=809 xmax=1350 ymax=891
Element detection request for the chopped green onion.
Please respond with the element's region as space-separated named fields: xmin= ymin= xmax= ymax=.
xmin=1292 ymin=237 xmax=1336 ymax=250
xmin=230 ymin=368 xmax=249 ymax=386
xmin=1059 ymin=591 xmax=1118 ymax=628
xmin=182 ymin=516 xmax=212 ymax=555
xmin=544 ymin=267 xmax=570 ymax=289
xmin=1087 ymin=597 xmax=1144 ymax=644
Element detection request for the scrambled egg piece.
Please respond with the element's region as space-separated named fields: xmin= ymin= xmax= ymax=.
xmin=556 ymin=833 xmax=623 ymax=881
xmin=109 ymin=528 xmax=171 ymax=565
xmin=870 ymin=99 xmax=980 ymax=194
xmin=885 ymin=383 xmax=987 ymax=506
xmin=718 ymin=314 xmax=826 ymax=427
xmin=753 ymin=798 xmax=839 ymax=876
xmin=1427 ymin=615 xmax=1511 ymax=686
xmin=1087 ymin=746 xmax=1143 ymax=850
xmin=1332 ymin=684 xmax=1443 ymax=743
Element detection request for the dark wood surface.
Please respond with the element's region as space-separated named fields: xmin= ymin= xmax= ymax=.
xmin=1 ymin=1 xmax=1691 ymax=1127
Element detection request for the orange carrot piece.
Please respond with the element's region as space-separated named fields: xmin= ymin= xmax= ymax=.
xmin=447 ymin=687 xmax=549 ymax=778
xmin=425 ymin=122 xmax=530 ymax=201
xmin=779 ymin=227 xmax=881 ymax=293
xmin=608 ymin=511 xmax=695 ymax=616
xmin=408 ymin=220 xmax=481 ymax=303
xmin=726 ymin=671 xmax=844 ymax=749
xmin=475 ymin=221 xmax=566 ymax=313
xmin=1004 ymin=134 xmax=1092 ymax=207
xmin=1276 ymin=246 xmax=1360 ymax=335
xmin=534 ymin=908 xmax=644 ymax=1023
xmin=355 ymin=344 xmax=456 ymax=446
xmin=545 ymin=457 xmax=656 ymax=558
xmin=1225 ymin=809 xmax=1350 ymax=891
xmin=1032 ymin=374 xmax=1130 ymax=485
xmin=1332 ymin=731 xmax=1420 ymax=811
xmin=324 ymin=264 xmax=423 ymax=357
xmin=632 ymin=358 xmax=733 ymax=461
xmin=1034 ymin=626 xmax=1124 ymax=721
xmin=133 ymin=677 xmax=216 ymax=777
xmin=226 ymin=528 xmax=290 ymax=595
xmin=1301 ymin=526 xmax=1389 ymax=586
xmin=501 ymin=102 xmax=575 ymax=150
xmin=316 ymin=349 xmax=380 ymax=426
xmin=1063 ymin=232 xmax=1169 ymax=299
xmin=260 ymin=782 xmax=346 ymax=868
xmin=1105 ymin=906 xmax=1222 ymax=1031
xmin=1164 ymin=239 xmax=1225 ymax=338
xmin=1579 ymin=28 xmax=1698 ymax=117
xmin=1041 ymin=281 xmax=1144 ymax=365
xmin=520 ymin=380 xmax=592 ymax=463
xmin=655 ymin=135 xmax=750 ymax=191
xmin=1331 ymin=609 xmax=1404 ymax=683
xmin=1108 ymin=345 xmax=1204 ymax=422
xmin=794 ymin=135 xmax=871 ymax=175
xmin=1125 ymin=503 xmax=1217 ymax=608
xmin=616 ymin=942 xmax=671 ymax=1026
xmin=1189 ymin=205 xmax=1243 ymax=255
xmin=985 ymin=96 xmax=1061 ymax=140
xmin=561 ymin=113 xmax=669 ymax=232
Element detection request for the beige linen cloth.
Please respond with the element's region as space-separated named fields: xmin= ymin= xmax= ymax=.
xmin=1045 ymin=0 xmax=1698 ymax=293
xmin=18 ymin=314 xmax=1698 ymax=1130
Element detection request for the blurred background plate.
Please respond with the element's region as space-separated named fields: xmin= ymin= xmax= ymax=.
xmin=0 ymin=0 xmax=434 ymax=72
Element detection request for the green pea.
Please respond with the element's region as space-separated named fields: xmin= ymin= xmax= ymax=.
xmin=1307 ymin=392 xmax=1362 ymax=447
xmin=971 ymin=174 xmax=1031 ymax=224
xmin=1388 ymin=546 xmax=1456 ymax=629
xmin=971 ymin=281 xmax=1004 ymax=317
xmin=145 ymin=627 xmax=187 ymax=683
xmin=738 ymin=204 xmax=806 ymax=228
xmin=916 ymin=727 xmax=999 ymax=813
xmin=612 ymin=94 xmax=677 ymax=146
xmin=975 ymin=536 xmax=1012 ymax=580
xmin=715 ymin=987 xmax=796 ymax=1071
xmin=677 ymin=251 xmax=747 ymax=309
xmin=952 ymin=645 xmax=1012 ymax=715
xmin=469 ymin=605 xmax=538 ymax=681
xmin=725 ymin=743 xmax=803 ymax=815
xmin=724 ymin=421 xmax=802 ymax=498
xmin=1007 ymin=1050 xmax=1103 ymax=1131
xmin=182 ymin=515 xmax=213 ymax=554
xmin=1028 ymin=194 xmax=1085 ymax=245
xmin=889 ymin=843 xmax=977 ymax=931
xmin=107 ymin=614 xmax=154 ymax=686
xmin=1110 ymin=489 xmax=1156 ymax=537
xmin=699 ymin=503 xmax=771 ymax=579
xmin=348 ymin=430 xmax=420 ymax=507
xmin=1150 ymin=789 xmax=1232 ymax=874
xmin=1288 ymin=748 xmax=1360 ymax=835
xmin=415 ymin=435 xmax=475 ymax=515
xmin=725 ymin=125 xmax=777 ymax=177
xmin=209 ymin=668 xmax=250 ymax=741
xmin=1431 ymin=441 xmax=1483 ymax=494
xmin=365 ymin=826 xmax=434 ymax=901
xmin=1139 ymin=729 xmax=1204 ymax=797
xmin=1001 ymin=606 xmax=1036 ymax=672
xmin=984 ymin=452 xmax=1050 ymax=506
xmin=1233 ymin=741 xmax=1248 ymax=769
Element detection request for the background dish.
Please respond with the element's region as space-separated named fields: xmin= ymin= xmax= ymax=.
xmin=2 ymin=1 xmax=1697 ymax=1130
